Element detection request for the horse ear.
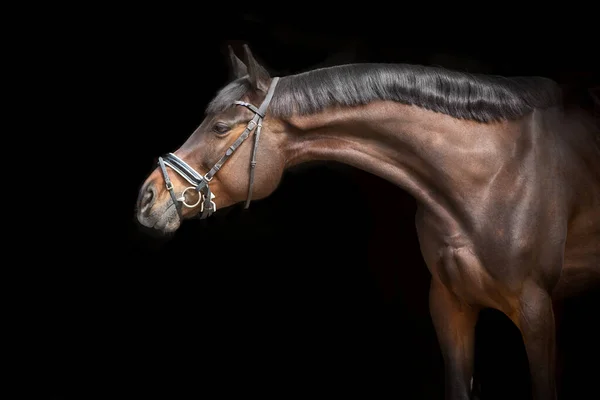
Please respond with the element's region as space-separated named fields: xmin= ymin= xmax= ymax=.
xmin=228 ymin=45 xmax=247 ymax=79
xmin=243 ymin=44 xmax=270 ymax=92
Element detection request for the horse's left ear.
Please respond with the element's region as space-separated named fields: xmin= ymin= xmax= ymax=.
xmin=228 ymin=45 xmax=248 ymax=80
xmin=243 ymin=44 xmax=270 ymax=92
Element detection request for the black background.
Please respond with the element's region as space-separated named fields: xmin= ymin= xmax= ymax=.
xmin=48 ymin=5 xmax=600 ymax=398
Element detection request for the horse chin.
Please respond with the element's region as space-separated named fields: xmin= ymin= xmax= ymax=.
xmin=155 ymin=213 xmax=181 ymax=234
xmin=138 ymin=203 xmax=181 ymax=234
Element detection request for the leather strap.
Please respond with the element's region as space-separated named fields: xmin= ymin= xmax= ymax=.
xmin=204 ymin=77 xmax=280 ymax=182
xmin=204 ymin=112 xmax=262 ymax=182
xmin=245 ymin=121 xmax=262 ymax=208
xmin=158 ymin=156 xmax=182 ymax=217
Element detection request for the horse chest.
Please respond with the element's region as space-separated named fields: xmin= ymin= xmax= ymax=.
xmin=415 ymin=211 xmax=520 ymax=312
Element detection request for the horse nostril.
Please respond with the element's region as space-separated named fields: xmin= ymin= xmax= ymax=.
xmin=140 ymin=182 xmax=156 ymax=212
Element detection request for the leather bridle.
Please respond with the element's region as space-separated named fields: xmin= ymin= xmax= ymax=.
xmin=157 ymin=77 xmax=280 ymax=220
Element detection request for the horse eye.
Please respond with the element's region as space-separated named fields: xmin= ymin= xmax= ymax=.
xmin=213 ymin=123 xmax=230 ymax=135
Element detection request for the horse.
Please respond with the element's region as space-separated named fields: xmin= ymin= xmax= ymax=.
xmin=136 ymin=44 xmax=600 ymax=399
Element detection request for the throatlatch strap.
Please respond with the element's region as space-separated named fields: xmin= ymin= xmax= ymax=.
xmin=245 ymin=122 xmax=262 ymax=208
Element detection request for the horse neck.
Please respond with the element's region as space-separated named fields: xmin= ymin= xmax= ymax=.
xmin=282 ymin=101 xmax=519 ymax=232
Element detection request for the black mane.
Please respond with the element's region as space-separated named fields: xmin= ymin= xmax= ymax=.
xmin=207 ymin=63 xmax=563 ymax=123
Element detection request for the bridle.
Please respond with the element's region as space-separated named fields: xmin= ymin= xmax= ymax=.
xmin=157 ymin=77 xmax=280 ymax=220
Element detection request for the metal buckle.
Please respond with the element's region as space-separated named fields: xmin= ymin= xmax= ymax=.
xmin=200 ymin=192 xmax=217 ymax=213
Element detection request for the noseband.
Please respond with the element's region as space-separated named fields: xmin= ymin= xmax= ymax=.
xmin=157 ymin=77 xmax=280 ymax=220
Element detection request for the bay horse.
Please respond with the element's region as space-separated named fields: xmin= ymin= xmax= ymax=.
xmin=136 ymin=45 xmax=600 ymax=399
